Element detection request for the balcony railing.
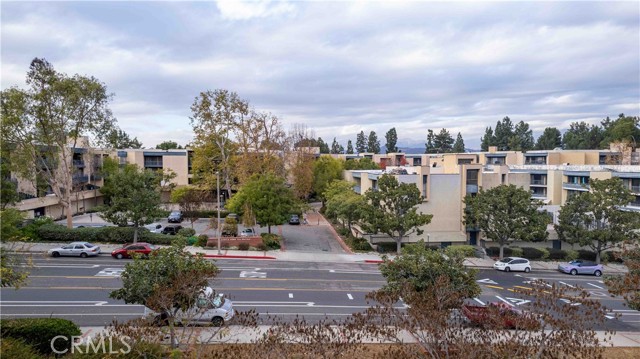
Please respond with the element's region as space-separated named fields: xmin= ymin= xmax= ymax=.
xmin=353 ymin=186 xmax=361 ymax=194
xmin=530 ymin=179 xmax=547 ymax=185
xmin=631 ymin=186 xmax=640 ymax=194
xmin=72 ymin=175 xmax=89 ymax=184
xmin=144 ymin=160 xmax=163 ymax=168
xmin=90 ymin=174 xmax=103 ymax=181
xmin=525 ymin=159 xmax=547 ymax=165
xmin=563 ymin=182 xmax=590 ymax=191
xmin=73 ymin=160 xmax=85 ymax=168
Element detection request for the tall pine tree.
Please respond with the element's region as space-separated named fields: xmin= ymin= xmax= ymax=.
xmin=535 ymin=127 xmax=562 ymax=150
xmin=346 ymin=140 xmax=354 ymax=154
xmin=453 ymin=132 xmax=465 ymax=153
xmin=494 ymin=117 xmax=514 ymax=151
xmin=385 ymin=127 xmax=398 ymax=153
xmin=480 ymin=126 xmax=495 ymax=151
xmin=356 ymin=131 xmax=367 ymax=153
xmin=367 ymin=131 xmax=380 ymax=154
xmin=425 ymin=129 xmax=436 ymax=154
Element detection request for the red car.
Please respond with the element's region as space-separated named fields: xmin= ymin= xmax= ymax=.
xmin=111 ymin=242 xmax=157 ymax=259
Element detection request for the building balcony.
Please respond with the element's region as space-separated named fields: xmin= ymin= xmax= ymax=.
xmin=353 ymin=186 xmax=361 ymax=194
xmin=72 ymin=175 xmax=89 ymax=184
xmin=531 ymin=193 xmax=547 ymax=200
xmin=143 ymin=161 xmax=163 ymax=168
xmin=530 ymin=179 xmax=547 ymax=186
xmin=562 ymin=182 xmax=590 ymax=191
xmin=631 ymin=186 xmax=640 ymax=194
xmin=90 ymin=174 xmax=103 ymax=181
xmin=466 ymin=184 xmax=478 ymax=194
xmin=73 ymin=160 xmax=85 ymax=168
xmin=525 ymin=160 xmax=547 ymax=165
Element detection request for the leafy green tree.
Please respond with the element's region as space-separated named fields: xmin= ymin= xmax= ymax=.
xmin=562 ymin=121 xmax=604 ymax=150
xmin=225 ymin=173 xmax=296 ymax=233
xmin=0 ymin=144 xmax=19 ymax=210
xmin=330 ymin=137 xmax=343 ymax=154
xmin=317 ymin=137 xmax=330 ymax=154
xmin=480 ymin=126 xmax=495 ymax=151
xmin=425 ymin=129 xmax=436 ymax=153
xmin=385 ymin=127 xmax=398 ymax=153
xmin=324 ymin=180 xmax=365 ymax=233
xmin=452 ymin=132 xmax=465 ymax=153
xmin=494 ymin=116 xmax=514 ymax=150
xmin=1 ymin=208 xmax=30 ymax=288
xmin=346 ymin=140 xmax=354 ymax=154
xmin=171 ymin=186 xmax=206 ymax=229
xmin=99 ymin=164 xmax=163 ymax=243
xmin=367 ymin=131 xmax=380 ymax=154
xmin=190 ymin=89 xmax=248 ymax=196
xmin=509 ymin=120 xmax=534 ymax=151
xmin=1 ymin=58 xmax=116 ymax=228
xmin=155 ymin=140 xmax=182 ymax=150
xmin=343 ymin=158 xmax=380 ymax=170
xmin=556 ymin=178 xmax=640 ymax=263
xmin=312 ymin=156 xmax=344 ymax=204
xmin=361 ymin=174 xmax=433 ymax=254
xmin=536 ymin=127 xmax=562 ymax=150
xmin=433 ymin=128 xmax=454 ymax=153
xmin=378 ymin=241 xmax=480 ymax=304
xmin=110 ymin=243 xmax=219 ymax=347
xmin=464 ymin=184 xmax=549 ymax=258
xmin=107 ymin=128 xmax=142 ymax=149
xmin=356 ymin=131 xmax=367 ymax=153
xmin=600 ymin=114 xmax=640 ymax=148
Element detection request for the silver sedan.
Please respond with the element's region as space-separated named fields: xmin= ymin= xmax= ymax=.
xmin=48 ymin=242 xmax=101 ymax=258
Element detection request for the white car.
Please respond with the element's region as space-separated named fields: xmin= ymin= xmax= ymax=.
xmin=145 ymin=287 xmax=234 ymax=327
xmin=239 ymin=228 xmax=256 ymax=237
xmin=144 ymin=223 xmax=164 ymax=233
xmin=48 ymin=242 xmax=101 ymax=258
xmin=493 ymin=257 xmax=531 ymax=273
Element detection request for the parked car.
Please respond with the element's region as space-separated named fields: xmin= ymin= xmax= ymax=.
xmin=144 ymin=223 xmax=164 ymax=233
xmin=239 ymin=228 xmax=256 ymax=237
xmin=558 ymin=260 xmax=603 ymax=276
xmin=162 ymin=225 xmax=183 ymax=235
xmin=168 ymin=211 xmax=183 ymax=223
xmin=145 ymin=287 xmax=234 ymax=327
xmin=289 ymin=214 xmax=300 ymax=225
xmin=48 ymin=242 xmax=101 ymax=258
xmin=111 ymin=242 xmax=157 ymax=259
xmin=462 ymin=302 xmax=540 ymax=330
xmin=493 ymin=257 xmax=531 ymax=273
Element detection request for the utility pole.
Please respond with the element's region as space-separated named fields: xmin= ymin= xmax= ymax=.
xmin=217 ymin=171 xmax=221 ymax=255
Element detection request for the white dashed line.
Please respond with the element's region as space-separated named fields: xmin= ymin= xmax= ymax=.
xmin=289 ymin=293 xmax=293 ymax=298
xmin=587 ymin=283 xmax=604 ymax=290
xmin=559 ymin=281 xmax=575 ymax=288
xmin=473 ymin=298 xmax=485 ymax=306
xmin=347 ymin=294 xmax=354 ymax=300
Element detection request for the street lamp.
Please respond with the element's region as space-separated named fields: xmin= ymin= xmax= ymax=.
xmin=217 ymin=171 xmax=221 ymax=255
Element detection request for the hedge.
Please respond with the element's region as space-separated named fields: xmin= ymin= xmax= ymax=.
xmin=486 ymin=247 xmax=513 ymax=257
xmin=1 ymin=318 xmax=81 ymax=355
xmin=158 ymin=210 xmax=230 ymax=218
xmin=547 ymin=248 xmax=567 ymax=260
xmin=444 ymin=245 xmax=476 ymax=257
xmin=177 ymin=228 xmax=196 ymax=237
xmin=577 ymin=249 xmax=597 ymax=261
xmin=35 ymin=224 xmax=174 ymax=245
xmin=521 ymin=247 xmax=545 ymax=260
xmin=261 ymin=233 xmax=281 ymax=250
xmin=0 ymin=338 xmax=41 ymax=359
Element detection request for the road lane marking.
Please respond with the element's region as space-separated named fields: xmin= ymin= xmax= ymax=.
xmin=473 ymin=298 xmax=485 ymax=306
xmin=289 ymin=293 xmax=293 ymax=298
xmin=587 ymin=283 xmax=604 ymax=289
xmin=477 ymin=278 xmax=498 ymax=285
xmin=24 ymin=265 xmax=101 ymax=269
xmin=495 ymin=296 xmax=514 ymax=306
xmin=347 ymin=294 xmax=353 ymax=300
xmin=234 ymin=301 xmax=315 ymax=307
xmin=239 ymin=271 xmax=267 ymax=278
xmin=505 ymin=297 xmax=530 ymax=306
xmin=559 ymin=281 xmax=575 ymax=288
xmin=95 ymin=268 xmax=125 ymax=277
xmin=486 ymin=285 xmax=504 ymax=290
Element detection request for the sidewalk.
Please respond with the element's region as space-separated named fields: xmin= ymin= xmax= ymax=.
xmin=77 ymin=325 xmax=640 ymax=347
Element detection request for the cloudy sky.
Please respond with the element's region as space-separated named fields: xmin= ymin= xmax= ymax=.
xmin=2 ymin=1 xmax=638 ymax=149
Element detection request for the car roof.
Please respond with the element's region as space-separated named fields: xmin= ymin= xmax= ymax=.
xmin=508 ymin=257 xmax=528 ymax=261
xmin=69 ymin=241 xmax=91 ymax=245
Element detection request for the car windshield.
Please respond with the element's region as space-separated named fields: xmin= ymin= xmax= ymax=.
xmin=568 ymin=260 xmax=581 ymax=265
xmin=148 ymin=244 xmax=156 ymax=250
xmin=498 ymin=258 xmax=512 ymax=263
xmin=211 ymin=296 xmax=224 ymax=308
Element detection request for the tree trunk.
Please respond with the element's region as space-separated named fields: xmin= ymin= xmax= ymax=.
xmin=396 ymin=237 xmax=402 ymax=255
xmin=268 ymin=225 xmax=272 ymax=234
xmin=596 ymin=242 xmax=602 ymax=264
xmin=133 ymin=226 xmax=139 ymax=244
xmin=499 ymin=243 xmax=505 ymax=259
xmin=66 ymin=202 xmax=73 ymax=229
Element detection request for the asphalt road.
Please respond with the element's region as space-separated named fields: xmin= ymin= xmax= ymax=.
xmin=2 ymin=255 xmax=638 ymax=331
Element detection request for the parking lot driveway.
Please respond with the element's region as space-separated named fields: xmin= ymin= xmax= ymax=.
xmin=280 ymin=223 xmax=346 ymax=253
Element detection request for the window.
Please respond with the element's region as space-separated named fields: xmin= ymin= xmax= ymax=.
xmin=530 ymin=174 xmax=547 ymax=185
xmin=74 ymin=245 xmax=85 ymax=249
xmin=466 ymin=170 xmax=479 ymax=186
xmin=144 ymin=156 xmax=163 ymax=167
xmin=458 ymin=158 xmax=473 ymax=165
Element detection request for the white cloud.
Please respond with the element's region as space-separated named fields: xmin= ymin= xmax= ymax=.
xmin=215 ymin=0 xmax=296 ymax=20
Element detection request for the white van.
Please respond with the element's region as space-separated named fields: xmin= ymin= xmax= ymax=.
xmin=145 ymin=287 xmax=234 ymax=326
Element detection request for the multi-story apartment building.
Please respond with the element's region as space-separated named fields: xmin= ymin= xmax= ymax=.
xmin=9 ymin=137 xmax=111 ymax=219
xmin=340 ymin=146 xmax=640 ymax=249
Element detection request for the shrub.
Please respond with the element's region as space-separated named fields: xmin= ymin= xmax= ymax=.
xmin=547 ymin=248 xmax=567 ymax=260
xmin=538 ymin=247 xmax=550 ymax=260
xmin=565 ymin=249 xmax=579 ymax=261
xmin=603 ymin=251 xmax=624 ymax=263
xmin=0 ymin=318 xmax=81 ymax=355
xmin=346 ymin=237 xmax=372 ymax=252
xmin=222 ymin=243 xmax=230 ymax=249
xmin=261 ymin=233 xmax=281 ymax=250
xmin=35 ymin=224 xmax=173 ymax=245
xmin=521 ymin=247 xmax=545 ymax=260
xmin=177 ymin=228 xmax=196 ymax=237
xmin=486 ymin=247 xmax=514 ymax=257
xmin=20 ymin=216 xmax=55 ymax=241
xmin=0 ymin=338 xmax=41 ymax=359
xmin=255 ymin=242 xmax=268 ymax=251
xmin=238 ymin=242 xmax=250 ymax=251
xmin=376 ymin=242 xmax=402 ymax=253
xmin=444 ymin=245 xmax=476 ymax=258
xmin=196 ymin=234 xmax=209 ymax=247
xmin=577 ymin=249 xmax=597 ymax=261
xmin=510 ymin=247 xmax=523 ymax=257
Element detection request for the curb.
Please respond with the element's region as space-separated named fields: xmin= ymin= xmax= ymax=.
xmin=363 ymin=260 xmax=384 ymax=264
xmin=202 ymin=254 xmax=276 ymax=260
